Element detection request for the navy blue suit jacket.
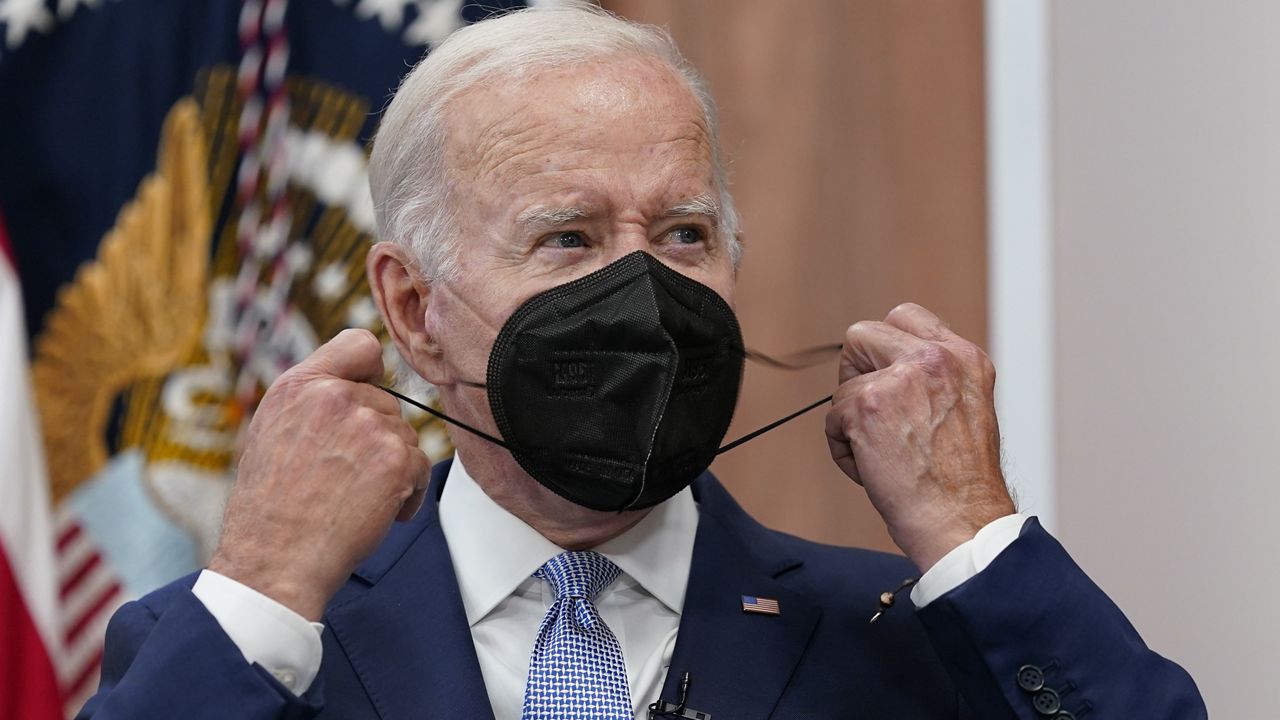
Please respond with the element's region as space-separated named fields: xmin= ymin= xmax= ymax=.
xmin=80 ymin=462 xmax=1205 ymax=718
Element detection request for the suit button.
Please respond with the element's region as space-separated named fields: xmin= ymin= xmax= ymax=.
xmin=1017 ymin=664 xmax=1045 ymax=692
xmin=1053 ymin=713 xmax=1076 ymax=720
xmin=1032 ymin=688 xmax=1061 ymax=715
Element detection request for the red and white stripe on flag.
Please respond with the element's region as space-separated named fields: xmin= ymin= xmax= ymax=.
xmin=53 ymin=509 xmax=124 ymax=714
xmin=0 ymin=211 xmax=64 ymax=719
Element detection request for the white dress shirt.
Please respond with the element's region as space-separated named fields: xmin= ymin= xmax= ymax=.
xmin=439 ymin=454 xmax=696 ymax=719
xmin=192 ymin=455 xmax=1030 ymax=709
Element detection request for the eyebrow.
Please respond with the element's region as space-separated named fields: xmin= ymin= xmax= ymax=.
xmin=662 ymin=194 xmax=721 ymax=224
xmin=514 ymin=194 xmax=722 ymax=233
xmin=515 ymin=206 xmax=590 ymax=232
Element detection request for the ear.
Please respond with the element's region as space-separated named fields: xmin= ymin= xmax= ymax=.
xmin=365 ymin=242 xmax=449 ymax=385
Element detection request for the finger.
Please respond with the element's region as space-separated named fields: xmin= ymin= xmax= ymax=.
xmin=840 ymin=320 xmax=931 ymax=383
xmin=826 ymin=369 xmax=896 ymax=485
xmin=362 ymin=406 xmax=420 ymax=449
xmin=304 ymin=329 xmax=386 ymax=383
xmin=883 ymin=302 xmax=958 ymax=343
xmin=831 ymin=363 xmax=882 ymax=404
xmin=824 ymin=407 xmax=863 ymax=486
xmin=344 ymin=381 xmax=403 ymax=418
xmin=389 ymin=416 xmax=421 ymax=449
xmin=396 ymin=448 xmax=432 ymax=521
xmin=397 ymin=487 xmax=427 ymax=522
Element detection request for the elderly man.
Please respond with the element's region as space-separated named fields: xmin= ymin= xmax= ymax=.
xmin=81 ymin=5 xmax=1204 ymax=719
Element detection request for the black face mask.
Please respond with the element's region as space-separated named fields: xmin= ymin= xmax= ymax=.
xmin=382 ymin=251 xmax=835 ymax=512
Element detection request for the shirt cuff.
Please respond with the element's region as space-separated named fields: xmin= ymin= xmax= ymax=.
xmin=191 ymin=569 xmax=325 ymax=695
xmin=910 ymin=513 xmax=1031 ymax=608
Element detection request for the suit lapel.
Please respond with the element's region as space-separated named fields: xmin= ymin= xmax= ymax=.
xmin=320 ymin=466 xmax=819 ymax=720
xmin=659 ymin=476 xmax=822 ymax=720
xmin=324 ymin=460 xmax=495 ymax=720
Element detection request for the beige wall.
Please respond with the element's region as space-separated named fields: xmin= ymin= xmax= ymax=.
xmin=603 ymin=0 xmax=987 ymax=551
xmin=1052 ymin=1 xmax=1280 ymax=714
xmin=591 ymin=0 xmax=1270 ymax=709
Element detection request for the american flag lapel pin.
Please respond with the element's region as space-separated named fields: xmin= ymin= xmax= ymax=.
xmin=741 ymin=595 xmax=781 ymax=616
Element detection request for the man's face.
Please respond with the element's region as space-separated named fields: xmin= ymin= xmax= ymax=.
xmin=423 ymin=54 xmax=737 ymax=412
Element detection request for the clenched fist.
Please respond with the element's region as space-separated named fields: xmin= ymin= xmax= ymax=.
xmin=209 ymin=329 xmax=432 ymax=620
xmin=825 ymin=303 xmax=1016 ymax=574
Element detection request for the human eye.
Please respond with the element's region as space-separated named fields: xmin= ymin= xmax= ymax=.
xmin=542 ymin=231 xmax=589 ymax=249
xmin=664 ymin=226 xmax=707 ymax=245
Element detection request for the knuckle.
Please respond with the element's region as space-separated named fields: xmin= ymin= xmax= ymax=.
xmin=311 ymin=381 xmax=349 ymax=415
xmin=826 ymin=412 xmax=858 ymax=447
xmin=974 ymin=348 xmax=997 ymax=384
xmin=827 ymin=391 xmax=861 ymax=433
xmin=853 ymin=383 xmax=886 ymax=416
xmin=885 ymin=302 xmax=919 ymax=322
xmin=913 ymin=343 xmax=956 ymax=377
xmin=890 ymin=360 xmax=920 ymax=379
xmin=845 ymin=320 xmax=877 ymax=342
xmin=950 ymin=340 xmax=997 ymax=385
xmin=397 ymin=424 xmax=421 ymax=449
xmin=408 ymin=426 xmax=426 ymax=449
xmin=832 ymin=379 xmax=859 ymax=405
xmin=375 ymin=428 xmax=403 ymax=456
xmin=307 ymin=374 xmax=342 ymax=395
xmin=355 ymin=399 xmax=384 ymax=427
xmin=825 ymin=402 xmax=853 ymax=429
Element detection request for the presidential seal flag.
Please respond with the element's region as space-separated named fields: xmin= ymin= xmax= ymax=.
xmin=0 ymin=0 xmax=527 ymax=714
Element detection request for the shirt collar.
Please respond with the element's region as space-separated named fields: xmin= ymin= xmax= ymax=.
xmin=438 ymin=454 xmax=698 ymax=627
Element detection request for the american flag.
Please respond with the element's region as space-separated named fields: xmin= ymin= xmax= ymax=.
xmin=53 ymin=513 xmax=126 ymax=713
xmin=741 ymin=595 xmax=781 ymax=616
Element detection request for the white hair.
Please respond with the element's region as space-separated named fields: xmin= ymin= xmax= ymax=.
xmin=367 ymin=0 xmax=742 ymax=283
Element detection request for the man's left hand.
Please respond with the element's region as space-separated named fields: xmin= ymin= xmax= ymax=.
xmin=825 ymin=303 xmax=1016 ymax=573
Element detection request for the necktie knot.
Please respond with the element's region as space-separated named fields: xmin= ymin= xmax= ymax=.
xmin=523 ymin=550 xmax=632 ymax=719
xmin=535 ymin=551 xmax=621 ymax=603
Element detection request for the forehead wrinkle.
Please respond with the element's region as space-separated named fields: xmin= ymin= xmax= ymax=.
xmin=444 ymin=60 xmax=719 ymax=227
xmin=444 ymin=82 xmax=558 ymax=187
xmin=456 ymin=89 xmax=713 ymax=190
xmin=475 ymin=119 xmax=710 ymax=191
xmin=463 ymin=114 xmax=552 ymax=187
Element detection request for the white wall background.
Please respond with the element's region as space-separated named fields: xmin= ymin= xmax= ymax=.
xmin=986 ymin=0 xmax=1054 ymax=527
xmin=993 ymin=1 xmax=1280 ymax=716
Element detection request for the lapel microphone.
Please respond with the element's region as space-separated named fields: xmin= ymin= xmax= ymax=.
xmin=869 ymin=578 xmax=918 ymax=624
xmin=647 ymin=672 xmax=711 ymax=720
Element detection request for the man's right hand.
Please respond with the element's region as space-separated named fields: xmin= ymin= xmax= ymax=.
xmin=208 ymin=329 xmax=432 ymax=621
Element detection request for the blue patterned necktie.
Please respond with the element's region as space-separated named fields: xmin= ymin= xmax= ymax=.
xmin=521 ymin=550 xmax=632 ymax=720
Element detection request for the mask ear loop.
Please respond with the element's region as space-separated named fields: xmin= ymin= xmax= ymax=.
xmin=715 ymin=342 xmax=843 ymax=454
xmin=741 ymin=342 xmax=842 ymax=369
xmin=716 ymin=394 xmax=833 ymax=454
xmin=377 ymin=385 xmax=512 ymax=451
xmin=378 ymin=342 xmax=846 ymax=457
xmin=446 ymin=344 xmax=844 ymax=385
